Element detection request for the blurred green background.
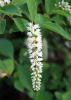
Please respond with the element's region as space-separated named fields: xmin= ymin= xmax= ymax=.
xmin=0 ymin=0 xmax=71 ymax=100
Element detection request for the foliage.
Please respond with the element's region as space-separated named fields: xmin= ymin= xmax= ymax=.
xmin=0 ymin=0 xmax=71 ymax=100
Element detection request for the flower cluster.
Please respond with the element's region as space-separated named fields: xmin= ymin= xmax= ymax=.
xmin=55 ymin=0 xmax=71 ymax=25
xmin=0 ymin=0 xmax=10 ymax=7
xmin=27 ymin=23 xmax=43 ymax=91
xmin=55 ymin=0 xmax=71 ymax=12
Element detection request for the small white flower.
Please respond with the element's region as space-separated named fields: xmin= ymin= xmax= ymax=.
xmin=0 ymin=0 xmax=11 ymax=7
xmin=27 ymin=22 xmax=43 ymax=91
xmin=4 ymin=0 xmax=10 ymax=3
xmin=0 ymin=1 xmax=5 ymax=7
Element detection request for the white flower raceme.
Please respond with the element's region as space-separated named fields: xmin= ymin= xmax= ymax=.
xmin=27 ymin=22 xmax=43 ymax=91
xmin=55 ymin=0 xmax=71 ymax=25
xmin=0 ymin=0 xmax=10 ymax=7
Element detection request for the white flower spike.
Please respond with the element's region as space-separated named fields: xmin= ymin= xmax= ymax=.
xmin=27 ymin=22 xmax=43 ymax=91
xmin=0 ymin=0 xmax=11 ymax=7
xmin=55 ymin=0 xmax=71 ymax=25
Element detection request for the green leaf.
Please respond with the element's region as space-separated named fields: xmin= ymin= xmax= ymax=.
xmin=45 ymin=0 xmax=56 ymax=14
xmin=0 ymin=39 xmax=14 ymax=76
xmin=35 ymin=14 xmax=71 ymax=40
xmin=0 ymin=19 xmax=6 ymax=34
xmin=52 ymin=9 xmax=71 ymax=18
xmin=0 ymin=4 xmax=21 ymax=16
xmin=14 ymin=64 xmax=32 ymax=91
xmin=26 ymin=0 xmax=37 ymax=21
xmin=0 ymin=39 xmax=14 ymax=58
xmin=14 ymin=48 xmax=32 ymax=91
xmin=12 ymin=0 xmax=26 ymax=5
xmin=9 ymin=23 xmax=19 ymax=33
xmin=0 ymin=59 xmax=14 ymax=75
xmin=55 ymin=92 xmax=63 ymax=100
xmin=35 ymin=91 xmax=53 ymax=100
xmin=36 ymin=0 xmax=41 ymax=6
xmin=62 ymin=91 xmax=71 ymax=100
xmin=13 ymin=18 xmax=28 ymax=32
xmin=14 ymin=72 xmax=24 ymax=92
